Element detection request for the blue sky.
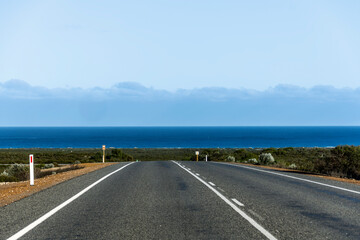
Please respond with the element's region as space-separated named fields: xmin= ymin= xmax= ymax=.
xmin=0 ymin=1 xmax=360 ymax=126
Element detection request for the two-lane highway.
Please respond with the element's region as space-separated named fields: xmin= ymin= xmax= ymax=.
xmin=2 ymin=161 xmax=360 ymax=239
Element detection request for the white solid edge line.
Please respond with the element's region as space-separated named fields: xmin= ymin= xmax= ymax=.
xmin=208 ymin=182 xmax=216 ymax=186
xmin=232 ymin=198 xmax=245 ymax=207
xmin=216 ymin=162 xmax=360 ymax=195
xmin=172 ymin=161 xmax=277 ymax=240
xmin=7 ymin=162 xmax=135 ymax=240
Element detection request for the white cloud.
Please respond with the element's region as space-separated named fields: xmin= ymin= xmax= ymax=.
xmin=1 ymin=79 xmax=360 ymax=126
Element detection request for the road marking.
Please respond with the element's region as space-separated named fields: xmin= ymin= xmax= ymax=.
xmin=217 ymin=187 xmax=226 ymax=192
xmin=172 ymin=161 xmax=277 ymax=240
xmin=232 ymin=198 xmax=245 ymax=207
xmin=216 ymin=162 xmax=360 ymax=195
xmin=7 ymin=162 xmax=135 ymax=240
xmin=249 ymin=209 xmax=265 ymax=221
xmin=208 ymin=182 xmax=216 ymax=186
xmin=195 ymin=173 xmax=200 ymax=176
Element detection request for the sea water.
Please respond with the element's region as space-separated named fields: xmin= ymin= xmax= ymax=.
xmin=0 ymin=127 xmax=359 ymax=148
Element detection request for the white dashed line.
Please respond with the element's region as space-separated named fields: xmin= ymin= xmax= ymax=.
xmin=208 ymin=182 xmax=216 ymax=186
xmin=195 ymin=173 xmax=200 ymax=176
xmin=172 ymin=161 xmax=277 ymax=240
xmin=249 ymin=209 xmax=265 ymax=221
xmin=232 ymin=198 xmax=245 ymax=207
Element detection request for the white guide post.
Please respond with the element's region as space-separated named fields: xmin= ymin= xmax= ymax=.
xmin=205 ymin=155 xmax=208 ymax=162
xmin=29 ymin=154 xmax=34 ymax=186
xmin=102 ymin=145 xmax=106 ymax=163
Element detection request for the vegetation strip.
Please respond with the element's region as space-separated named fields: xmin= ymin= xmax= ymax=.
xmin=1 ymin=145 xmax=360 ymax=182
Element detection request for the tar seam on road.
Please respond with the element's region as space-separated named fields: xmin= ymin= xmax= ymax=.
xmin=172 ymin=161 xmax=277 ymax=240
xmin=217 ymin=162 xmax=360 ymax=195
xmin=7 ymin=162 xmax=135 ymax=240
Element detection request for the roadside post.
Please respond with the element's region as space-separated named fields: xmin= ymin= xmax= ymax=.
xmin=29 ymin=154 xmax=34 ymax=186
xmin=195 ymin=151 xmax=199 ymax=162
xmin=205 ymin=155 xmax=208 ymax=162
xmin=102 ymin=145 xmax=106 ymax=163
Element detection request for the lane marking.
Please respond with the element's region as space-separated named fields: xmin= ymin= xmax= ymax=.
xmin=216 ymin=162 xmax=360 ymax=195
xmin=7 ymin=162 xmax=135 ymax=240
xmin=172 ymin=161 xmax=277 ymax=240
xmin=249 ymin=209 xmax=265 ymax=221
xmin=217 ymin=187 xmax=226 ymax=192
xmin=195 ymin=173 xmax=200 ymax=176
xmin=232 ymin=198 xmax=245 ymax=207
xmin=208 ymin=182 xmax=216 ymax=186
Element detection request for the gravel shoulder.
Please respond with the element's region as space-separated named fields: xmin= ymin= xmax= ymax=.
xmin=0 ymin=162 xmax=118 ymax=207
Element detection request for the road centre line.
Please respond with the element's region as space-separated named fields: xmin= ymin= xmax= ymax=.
xmin=208 ymin=182 xmax=216 ymax=186
xmin=249 ymin=209 xmax=265 ymax=221
xmin=216 ymin=162 xmax=360 ymax=195
xmin=7 ymin=162 xmax=135 ymax=240
xmin=172 ymin=161 xmax=277 ymax=240
xmin=232 ymin=198 xmax=245 ymax=207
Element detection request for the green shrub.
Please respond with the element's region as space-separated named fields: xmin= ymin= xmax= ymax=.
xmin=314 ymin=145 xmax=360 ymax=179
xmin=234 ymin=149 xmax=257 ymax=162
xmin=0 ymin=175 xmax=17 ymax=182
xmin=6 ymin=164 xmax=29 ymax=181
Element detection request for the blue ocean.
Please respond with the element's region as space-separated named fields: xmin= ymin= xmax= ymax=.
xmin=0 ymin=127 xmax=359 ymax=149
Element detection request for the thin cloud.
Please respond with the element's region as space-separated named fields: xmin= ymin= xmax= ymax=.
xmin=1 ymin=79 xmax=360 ymax=126
xmin=1 ymin=79 xmax=359 ymax=101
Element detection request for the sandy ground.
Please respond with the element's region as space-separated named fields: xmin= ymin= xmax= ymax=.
xmin=0 ymin=163 xmax=118 ymax=207
xmin=1 ymin=161 xmax=359 ymax=207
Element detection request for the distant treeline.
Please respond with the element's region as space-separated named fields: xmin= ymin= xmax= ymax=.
xmin=0 ymin=146 xmax=359 ymax=180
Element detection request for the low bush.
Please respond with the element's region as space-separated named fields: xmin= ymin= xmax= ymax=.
xmin=288 ymin=163 xmax=297 ymax=169
xmin=0 ymin=174 xmax=17 ymax=182
xmin=227 ymin=156 xmax=235 ymax=162
xmin=44 ymin=163 xmax=55 ymax=169
xmin=5 ymin=164 xmax=29 ymax=181
xmin=247 ymin=158 xmax=259 ymax=165
xmin=314 ymin=145 xmax=360 ymax=179
xmin=259 ymin=153 xmax=275 ymax=165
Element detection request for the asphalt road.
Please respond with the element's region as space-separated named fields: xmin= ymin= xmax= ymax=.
xmin=1 ymin=161 xmax=360 ymax=240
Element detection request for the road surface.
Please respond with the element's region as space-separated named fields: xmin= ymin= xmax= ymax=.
xmin=1 ymin=161 xmax=360 ymax=239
